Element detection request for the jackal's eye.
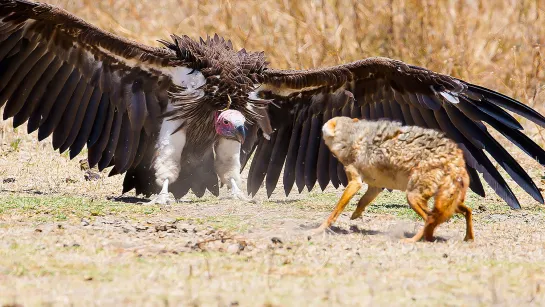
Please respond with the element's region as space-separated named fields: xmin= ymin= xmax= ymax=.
xmin=223 ymin=120 xmax=229 ymax=125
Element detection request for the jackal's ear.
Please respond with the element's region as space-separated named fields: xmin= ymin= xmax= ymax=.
xmin=323 ymin=119 xmax=337 ymax=137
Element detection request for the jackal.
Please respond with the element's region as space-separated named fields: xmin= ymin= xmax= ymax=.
xmin=315 ymin=117 xmax=474 ymax=242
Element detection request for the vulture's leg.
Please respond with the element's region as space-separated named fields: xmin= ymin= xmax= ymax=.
xmin=144 ymin=179 xmax=174 ymax=205
xmin=146 ymin=114 xmax=186 ymax=205
xmin=214 ymin=138 xmax=248 ymax=201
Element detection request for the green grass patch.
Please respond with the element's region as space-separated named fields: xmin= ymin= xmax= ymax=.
xmin=0 ymin=194 xmax=162 ymax=222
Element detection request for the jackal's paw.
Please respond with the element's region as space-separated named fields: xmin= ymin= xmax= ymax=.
xmin=140 ymin=192 xmax=175 ymax=205
xmin=307 ymin=225 xmax=333 ymax=237
xmin=350 ymin=211 xmax=363 ymax=220
xmin=400 ymin=237 xmax=420 ymax=243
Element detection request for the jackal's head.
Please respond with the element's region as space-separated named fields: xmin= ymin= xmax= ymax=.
xmin=322 ymin=117 xmax=359 ymax=161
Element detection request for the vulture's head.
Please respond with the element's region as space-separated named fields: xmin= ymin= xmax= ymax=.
xmin=160 ymin=34 xmax=273 ymax=149
xmin=215 ymin=110 xmax=246 ymax=144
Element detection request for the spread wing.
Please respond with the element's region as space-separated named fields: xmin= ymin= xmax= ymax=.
xmin=247 ymin=57 xmax=545 ymax=209
xmin=0 ymin=0 xmax=179 ymax=176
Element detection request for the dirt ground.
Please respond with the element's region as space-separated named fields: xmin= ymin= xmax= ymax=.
xmin=1 ymin=121 xmax=545 ymax=307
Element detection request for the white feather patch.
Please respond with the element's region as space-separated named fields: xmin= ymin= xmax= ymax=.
xmin=254 ymin=84 xmax=324 ymax=97
xmin=164 ymin=66 xmax=206 ymax=90
xmin=213 ymin=138 xmax=242 ymax=189
xmin=93 ymin=47 xmax=206 ymax=91
xmin=154 ymin=104 xmax=186 ymax=186
xmin=440 ymin=91 xmax=459 ymax=104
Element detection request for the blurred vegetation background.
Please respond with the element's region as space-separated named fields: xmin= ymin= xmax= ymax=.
xmin=35 ymin=0 xmax=545 ymax=128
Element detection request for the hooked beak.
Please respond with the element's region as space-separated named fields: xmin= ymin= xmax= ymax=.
xmin=234 ymin=125 xmax=246 ymax=144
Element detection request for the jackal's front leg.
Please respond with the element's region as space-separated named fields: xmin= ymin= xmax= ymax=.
xmin=313 ymin=166 xmax=362 ymax=233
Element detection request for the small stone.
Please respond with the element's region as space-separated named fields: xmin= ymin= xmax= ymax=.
xmin=34 ymin=228 xmax=42 ymax=233
xmin=84 ymin=170 xmax=101 ymax=181
xmin=73 ymin=243 xmax=80 ymax=248
xmin=122 ymin=227 xmax=131 ymax=233
xmin=478 ymin=205 xmax=486 ymax=212
xmin=155 ymin=225 xmax=168 ymax=232
xmin=227 ymin=243 xmax=242 ymax=254
xmin=271 ymin=237 xmax=283 ymax=244
xmin=57 ymin=224 xmax=64 ymax=229
xmin=443 ymin=253 xmax=448 ymax=258
xmin=3 ymin=177 xmax=15 ymax=183
xmin=84 ymin=275 xmax=93 ymax=281
xmin=81 ymin=218 xmax=90 ymax=226
xmin=79 ymin=159 xmax=90 ymax=170
xmin=135 ymin=225 xmax=149 ymax=231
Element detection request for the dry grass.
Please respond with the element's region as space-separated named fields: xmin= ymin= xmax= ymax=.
xmin=1 ymin=0 xmax=545 ymax=306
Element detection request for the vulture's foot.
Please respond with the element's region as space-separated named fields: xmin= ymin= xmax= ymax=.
xmin=218 ymin=178 xmax=254 ymax=202
xmin=140 ymin=179 xmax=175 ymax=205
xmin=218 ymin=189 xmax=250 ymax=202
xmin=144 ymin=192 xmax=175 ymax=205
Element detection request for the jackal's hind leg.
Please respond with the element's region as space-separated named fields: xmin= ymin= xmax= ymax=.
xmin=457 ymin=203 xmax=474 ymax=241
xmin=350 ymin=186 xmax=383 ymax=220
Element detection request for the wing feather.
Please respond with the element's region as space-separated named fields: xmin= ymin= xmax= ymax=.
xmin=304 ymin=115 xmax=322 ymax=191
xmin=52 ymin=76 xmax=87 ymax=150
xmin=295 ymin=116 xmax=311 ymax=193
xmin=69 ymin=88 xmax=104 ymax=157
xmin=282 ymin=106 xmax=306 ymax=196
xmin=265 ymin=125 xmax=291 ymax=197
xmin=56 ymin=81 xmax=91 ymax=152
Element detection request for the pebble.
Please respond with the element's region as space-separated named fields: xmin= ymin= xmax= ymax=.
xmin=271 ymin=237 xmax=283 ymax=244
xmin=2 ymin=177 xmax=15 ymax=183
xmin=81 ymin=218 xmax=90 ymax=227
xmin=135 ymin=225 xmax=149 ymax=231
xmin=155 ymin=225 xmax=168 ymax=232
xmin=84 ymin=170 xmax=101 ymax=181
xmin=227 ymin=243 xmax=242 ymax=254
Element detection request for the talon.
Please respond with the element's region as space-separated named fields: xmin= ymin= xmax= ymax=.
xmin=141 ymin=192 xmax=174 ymax=205
xmin=138 ymin=179 xmax=174 ymax=205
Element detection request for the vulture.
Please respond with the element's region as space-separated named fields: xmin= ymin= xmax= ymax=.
xmin=0 ymin=0 xmax=545 ymax=208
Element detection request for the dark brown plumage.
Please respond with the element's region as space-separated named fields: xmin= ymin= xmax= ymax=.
xmin=0 ymin=0 xmax=544 ymax=209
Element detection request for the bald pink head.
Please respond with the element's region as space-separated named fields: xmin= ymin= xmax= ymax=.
xmin=215 ymin=110 xmax=246 ymax=143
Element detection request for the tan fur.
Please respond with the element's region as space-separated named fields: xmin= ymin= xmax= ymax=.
xmin=316 ymin=117 xmax=474 ymax=242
